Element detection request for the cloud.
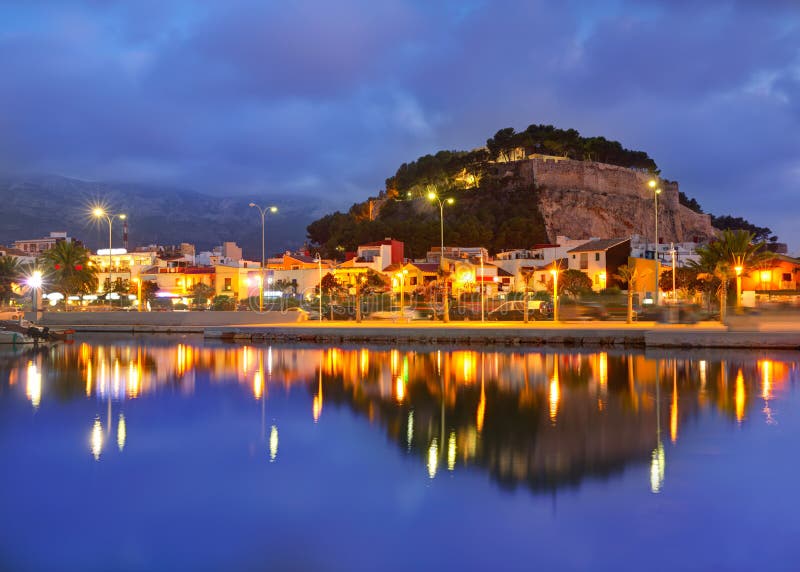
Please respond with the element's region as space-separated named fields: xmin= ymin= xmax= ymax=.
xmin=0 ymin=0 xmax=798 ymax=249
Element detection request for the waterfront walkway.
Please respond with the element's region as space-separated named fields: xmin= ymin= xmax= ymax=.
xmin=41 ymin=315 xmax=800 ymax=349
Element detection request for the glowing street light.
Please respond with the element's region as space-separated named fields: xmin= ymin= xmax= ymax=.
xmin=132 ymin=277 xmax=143 ymax=312
xmin=93 ymin=207 xmax=127 ymax=292
xmin=427 ymin=190 xmax=454 ymax=323
xmin=648 ymin=180 xmax=662 ymax=305
xmin=313 ymin=252 xmax=323 ymax=321
xmin=249 ymin=203 xmax=278 ymax=312
xmin=735 ymin=265 xmax=743 ymax=308
xmin=550 ymin=266 xmax=560 ymax=322
xmin=27 ymin=270 xmax=43 ymax=314
xmin=395 ymin=268 xmax=409 ymax=320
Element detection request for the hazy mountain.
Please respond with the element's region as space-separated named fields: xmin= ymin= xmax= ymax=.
xmin=0 ymin=174 xmax=339 ymax=259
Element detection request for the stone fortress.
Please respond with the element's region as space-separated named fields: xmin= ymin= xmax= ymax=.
xmin=495 ymin=155 xmax=716 ymax=244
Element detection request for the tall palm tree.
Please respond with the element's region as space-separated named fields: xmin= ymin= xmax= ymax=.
xmin=43 ymin=241 xmax=97 ymax=296
xmin=613 ymin=264 xmax=645 ymax=324
xmin=690 ymin=229 xmax=772 ymax=321
xmin=0 ymin=255 xmax=22 ymax=304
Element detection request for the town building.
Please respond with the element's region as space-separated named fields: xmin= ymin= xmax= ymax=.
xmin=13 ymin=231 xmax=79 ymax=254
xmin=342 ymin=238 xmax=404 ymax=272
xmin=567 ymin=238 xmax=631 ymax=291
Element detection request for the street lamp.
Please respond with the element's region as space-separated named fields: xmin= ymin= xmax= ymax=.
xmin=479 ymin=254 xmax=485 ymax=323
xmin=550 ymin=266 xmax=559 ymax=322
xmin=93 ymin=208 xmax=126 ymax=293
xmin=735 ymin=265 xmax=743 ymax=308
xmin=28 ymin=270 xmax=42 ymax=315
xmin=132 ymin=277 xmax=142 ymax=312
xmin=648 ymin=180 xmax=662 ymax=304
xmin=396 ymin=268 xmax=408 ymax=320
xmin=249 ymin=203 xmax=278 ymax=313
xmin=313 ymin=252 xmax=323 ymax=321
xmin=428 ymin=191 xmax=454 ymax=323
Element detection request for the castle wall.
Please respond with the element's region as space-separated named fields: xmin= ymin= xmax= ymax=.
xmin=495 ymin=157 xmax=715 ymax=244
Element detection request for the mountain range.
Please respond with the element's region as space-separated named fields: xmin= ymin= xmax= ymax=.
xmin=0 ymin=174 xmax=338 ymax=259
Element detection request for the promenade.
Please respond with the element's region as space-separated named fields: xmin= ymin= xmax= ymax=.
xmin=34 ymin=311 xmax=800 ymax=349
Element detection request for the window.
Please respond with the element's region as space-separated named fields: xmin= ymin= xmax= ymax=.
xmin=595 ymin=252 xmax=600 ymax=261
xmin=580 ymin=253 xmax=588 ymax=270
xmin=224 ymin=278 xmax=232 ymax=290
xmin=410 ymin=277 xmax=418 ymax=286
xmin=783 ymin=273 xmax=791 ymax=282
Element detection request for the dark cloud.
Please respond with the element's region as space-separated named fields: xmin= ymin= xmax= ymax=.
xmin=0 ymin=0 xmax=798 ymax=249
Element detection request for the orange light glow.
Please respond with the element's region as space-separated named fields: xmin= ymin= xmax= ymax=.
xmin=395 ymin=376 xmax=405 ymax=403
xmin=670 ymin=378 xmax=679 ymax=443
xmin=760 ymin=360 xmax=773 ymax=400
xmin=253 ymin=369 xmax=263 ymax=400
xmin=735 ymin=369 xmax=746 ymax=424
xmin=549 ymin=362 xmax=560 ymax=424
xmin=476 ymin=381 xmax=486 ymax=432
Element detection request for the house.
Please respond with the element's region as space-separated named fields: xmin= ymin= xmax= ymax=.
xmin=90 ymin=248 xmax=160 ymax=292
xmin=140 ymin=263 xmax=215 ymax=301
xmin=746 ymin=254 xmax=800 ymax=293
xmin=567 ymin=238 xmax=631 ymax=291
xmin=383 ymin=262 xmax=440 ymax=297
xmin=341 ymin=238 xmax=404 ymax=272
xmin=426 ymin=246 xmax=488 ymax=263
xmin=14 ymin=231 xmax=79 ymax=254
xmin=495 ymin=236 xmax=591 ymax=291
xmin=268 ymin=252 xmax=322 ymax=271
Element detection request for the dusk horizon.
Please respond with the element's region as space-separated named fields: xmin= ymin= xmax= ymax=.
xmin=0 ymin=0 xmax=798 ymax=250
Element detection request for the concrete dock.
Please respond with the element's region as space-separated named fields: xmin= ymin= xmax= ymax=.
xmin=33 ymin=311 xmax=800 ymax=349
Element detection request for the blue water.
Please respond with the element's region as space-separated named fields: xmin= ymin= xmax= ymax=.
xmin=0 ymin=335 xmax=798 ymax=571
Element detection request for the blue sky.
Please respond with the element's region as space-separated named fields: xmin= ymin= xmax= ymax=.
xmin=0 ymin=0 xmax=798 ymax=250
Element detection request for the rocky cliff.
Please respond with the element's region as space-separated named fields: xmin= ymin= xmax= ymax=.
xmin=494 ymin=157 xmax=715 ymax=243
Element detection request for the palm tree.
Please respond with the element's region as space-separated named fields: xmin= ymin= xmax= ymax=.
xmin=691 ymin=229 xmax=772 ymax=321
xmin=613 ymin=264 xmax=645 ymax=324
xmin=43 ymin=241 xmax=97 ymax=296
xmin=0 ymin=255 xmax=22 ymax=305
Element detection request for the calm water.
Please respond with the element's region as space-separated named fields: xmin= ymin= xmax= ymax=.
xmin=1 ymin=336 xmax=798 ymax=572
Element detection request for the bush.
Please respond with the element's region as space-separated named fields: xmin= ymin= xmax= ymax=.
xmin=212 ymin=295 xmax=235 ymax=311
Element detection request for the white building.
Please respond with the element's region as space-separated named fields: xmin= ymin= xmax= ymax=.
xmin=629 ymin=234 xmax=702 ymax=267
xmin=13 ymin=231 xmax=77 ymax=254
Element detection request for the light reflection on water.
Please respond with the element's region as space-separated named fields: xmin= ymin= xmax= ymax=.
xmin=0 ymin=337 xmax=799 ymax=571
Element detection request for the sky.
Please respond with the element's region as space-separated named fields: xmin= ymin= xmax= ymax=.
xmin=0 ymin=0 xmax=798 ymax=251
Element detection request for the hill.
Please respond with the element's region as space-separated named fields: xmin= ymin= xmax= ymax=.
xmin=0 ymin=174 xmax=335 ymax=258
xmin=306 ymin=124 xmax=715 ymax=259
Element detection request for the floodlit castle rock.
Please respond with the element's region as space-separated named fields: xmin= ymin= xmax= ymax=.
xmin=493 ymin=156 xmax=715 ymax=244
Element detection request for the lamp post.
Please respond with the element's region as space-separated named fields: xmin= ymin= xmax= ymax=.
xmin=550 ymin=267 xmax=559 ymax=322
xmin=479 ymin=254 xmax=485 ymax=323
xmin=648 ymin=180 xmax=662 ymax=305
xmin=28 ymin=270 xmax=42 ymax=315
xmin=93 ymin=208 xmax=126 ymax=293
xmin=356 ymin=274 xmax=365 ymax=323
xmin=249 ymin=203 xmax=278 ymax=312
xmin=132 ymin=277 xmax=142 ymax=312
xmin=428 ymin=191 xmax=454 ymax=323
xmin=314 ymin=253 xmax=323 ymax=321
xmin=735 ymin=265 xmax=743 ymax=308
xmin=396 ymin=269 xmax=408 ymax=320
xmin=671 ymin=243 xmax=677 ymax=302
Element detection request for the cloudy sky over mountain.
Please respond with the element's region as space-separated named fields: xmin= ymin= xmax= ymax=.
xmin=1 ymin=0 xmax=798 ymax=248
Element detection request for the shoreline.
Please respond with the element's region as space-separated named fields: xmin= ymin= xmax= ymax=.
xmin=37 ymin=319 xmax=800 ymax=350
